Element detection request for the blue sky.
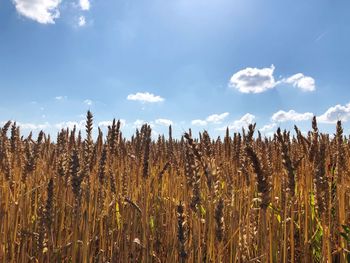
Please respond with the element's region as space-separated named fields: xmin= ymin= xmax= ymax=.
xmin=1 ymin=0 xmax=350 ymax=138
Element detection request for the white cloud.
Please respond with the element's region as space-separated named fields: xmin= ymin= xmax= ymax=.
xmin=229 ymin=113 xmax=256 ymax=130
xmin=78 ymin=16 xmax=86 ymax=27
xmin=318 ymin=103 xmax=350 ymax=124
xmin=97 ymin=121 xmax=111 ymax=127
xmin=2 ymin=119 xmax=128 ymax=132
xmin=228 ymin=65 xmax=316 ymax=93
xmin=127 ymin=92 xmax=164 ymax=103
xmin=55 ymin=120 xmax=86 ymax=130
xmin=191 ymin=119 xmax=207 ymax=126
xmin=259 ymin=123 xmax=277 ymax=133
xmin=206 ymin=112 xmax=229 ymax=124
xmin=229 ymin=65 xmax=277 ymax=93
xmin=191 ymin=112 xmax=229 ymax=126
xmin=18 ymin=122 xmax=50 ymax=130
xmin=217 ymin=113 xmax=256 ymax=131
xmin=98 ymin=119 xmax=126 ymax=128
xmin=271 ymin=110 xmax=313 ymax=122
xmin=55 ymin=96 xmax=67 ymax=101
xmin=1 ymin=121 xmax=50 ymax=130
xmin=133 ymin=119 xmax=154 ymax=129
xmin=84 ymin=99 xmax=92 ymax=105
xmin=79 ymin=0 xmax=90 ymax=10
xmin=155 ymin=118 xmax=173 ymax=126
xmin=120 ymin=119 xmax=126 ymax=128
xmin=13 ymin=0 xmax=61 ymax=24
xmin=133 ymin=119 xmax=144 ymax=127
xmin=259 ymin=123 xmax=277 ymax=137
xmin=283 ymin=73 xmax=315 ymax=92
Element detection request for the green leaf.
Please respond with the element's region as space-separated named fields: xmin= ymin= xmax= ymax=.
xmin=341 ymin=225 xmax=350 ymax=234
xmin=340 ymin=225 xmax=350 ymax=244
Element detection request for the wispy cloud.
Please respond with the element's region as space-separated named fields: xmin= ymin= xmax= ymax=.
xmin=127 ymin=92 xmax=164 ymax=103
xmin=55 ymin=96 xmax=67 ymax=101
xmin=191 ymin=119 xmax=207 ymax=126
xmin=13 ymin=0 xmax=61 ymax=24
xmin=315 ymin=31 xmax=328 ymax=42
xmin=84 ymin=99 xmax=92 ymax=105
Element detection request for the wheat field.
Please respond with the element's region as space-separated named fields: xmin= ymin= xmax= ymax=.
xmin=0 ymin=111 xmax=349 ymax=262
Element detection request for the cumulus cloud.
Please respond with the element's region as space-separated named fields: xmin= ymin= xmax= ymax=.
xmin=228 ymin=65 xmax=316 ymax=93
xmin=78 ymin=16 xmax=86 ymax=26
xmin=155 ymin=119 xmax=173 ymax=126
xmin=283 ymin=73 xmax=315 ymax=92
xmin=191 ymin=112 xmax=229 ymax=126
xmin=55 ymin=120 xmax=86 ymax=130
xmin=206 ymin=112 xmax=229 ymax=124
xmin=13 ymin=0 xmax=61 ymax=24
xmin=127 ymin=92 xmax=164 ymax=103
xmin=79 ymin=0 xmax=90 ymax=10
xmin=259 ymin=123 xmax=277 ymax=133
xmin=217 ymin=113 xmax=256 ymax=131
xmin=229 ymin=113 xmax=256 ymax=130
xmin=271 ymin=110 xmax=313 ymax=122
xmin=318 ymin=103 xmax=350 ymax=124
xmin=229 ymin=65 xmax=277 ymax=93
xmin=258 ymin=123 xmax=277 ymax=137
